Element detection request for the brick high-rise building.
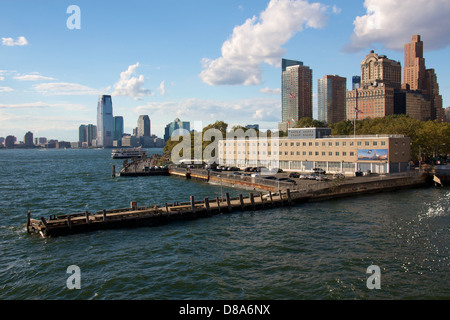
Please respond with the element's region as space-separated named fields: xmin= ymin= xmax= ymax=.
xmin=403 ymin=35 xmax=426 ymax=91
xmin=346 ymin=51 xmax=400 ymax=121
xmin=279 ymin=58 xmax=313 ymax=131
xmin=401 ymin=35 xmax=444 ymax=122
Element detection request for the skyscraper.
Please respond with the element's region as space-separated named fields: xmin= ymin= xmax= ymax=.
xmin=403 ymin=35 xmax=426 ymax=91
xmin=318 ymin=75 xmax=347 ymax=124
xmin=401 ymin=35 xmax=444 ymax=121
xmin=280 ymin=58 xmax=312 ymax=129
xmin=360 ymin=50 xmax=401 ymax=89
xmin=346 ymin=51 xmax=400 ymax=121
xmin=97 ymin=95 xmax=114 ymax=148
xmin=24 ymin=131 xmax=34 ymax=147
xmin=164 ymin=118 xmax=190 ymax=143
xmin=137 ymin=115 xmax=151 ymax=137
xmin=114 ymin=116 xmax=124 ymax=141
xmin=79 ymin=125 xmax=87 ymax=144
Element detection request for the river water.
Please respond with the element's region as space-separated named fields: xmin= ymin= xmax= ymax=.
xmin=0 ymin=149 xmax=448 ymax=300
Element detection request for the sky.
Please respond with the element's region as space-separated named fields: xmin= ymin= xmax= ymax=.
xmin=1 ymin=0 xmax=450 ymax=142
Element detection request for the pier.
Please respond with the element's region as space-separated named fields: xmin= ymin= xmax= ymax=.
xmin=27 ymin=171 xmax=429 ymax=238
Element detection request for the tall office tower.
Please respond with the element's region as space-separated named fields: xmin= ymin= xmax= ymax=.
xmin=24 ymin=131 xmax=34 ymax=147
xmin=318 ymin=75 xmax=347 ymax=124
xmin=114 ymin=116 xmax=124 ymax=141
xmin=403 ymin=35 xmax=426 ymax=91
xmin=79 ymin=125 xmax=87 ymax=143
xmin=97 ymin=95 xmax=114 ymax=148
xmin=164 ymin=118 xmax=191 ymax=143
xmin=445 ymin=107 xmax=450 ymax=123
xmin=352 ymin=76 xmax=361 ymax=90
xmin=137 ymin=115 xmax=151 ymax=137
xmin=87 ymin=124 xmax=97 ymax=146
xmin=361 ymin=50 xmax=402 ymax=89
xmin=401 ymin=35 xmax=444 ymax=121
xmin=281 ymin=58 xmax=313 ymax=129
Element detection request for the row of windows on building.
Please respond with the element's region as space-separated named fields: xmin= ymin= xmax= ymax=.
xmin=223 ymin=150 xmax=406 ymax=157
xmin=222 ymin=140 xmax=392 ymax=147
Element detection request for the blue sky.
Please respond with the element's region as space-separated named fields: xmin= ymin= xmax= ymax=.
xmin=1 ymin=0 xmax=449 ymax=142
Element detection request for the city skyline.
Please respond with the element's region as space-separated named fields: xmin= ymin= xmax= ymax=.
xmin=1 ymin=0 xmax=450 ymax=142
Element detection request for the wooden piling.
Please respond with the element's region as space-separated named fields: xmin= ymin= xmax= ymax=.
xmin=250 ymin=193 xmax=255 ymax=210
xmin=27 ymin=210 xmax=31 ymax=233
xmin=278 ymin=190 xmax=284 ymax=206
xmin=165 ymin=203 xmax=169 ymax=213
xmin=112 ymin=165 xmax=116 ymax=177
xmin=260 ymin=193 xmax=264 ymax=208
xmin=67 ymin=216 xmax=72 ymax=229
xmin=103 ymin=209 xmax=107 ymax=222
xmin=239 ymin=194 xmax=245 ymax=210
xmin=216 ymin=197 xmax=221 ymax=213
xmin=190 ymin=196 xmax=195 ymax=213
xmin=85 ymin=211 xmax=90 ymax=224
xmin=286 ymin=189 xmax=292 ymax=206
xmin=41 ymin=217 xmax=48 ymax=229
xmin=226 ymin=193 xmax=232 ymax=212
xmin=204 ymin=197 xmax=210 ymax=214
xmin=269 ymin=191 xmax=274 ymax=207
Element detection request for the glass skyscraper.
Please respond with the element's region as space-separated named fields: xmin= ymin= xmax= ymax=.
xmin=114 ymin=116 xmax=124 ymax=142
xmin=164 ymin=118 xmax=190 ymax=143
xmin=97 ymin=95 xmax=114 ymax=148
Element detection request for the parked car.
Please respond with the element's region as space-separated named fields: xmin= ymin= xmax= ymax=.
xmin=316 ymin=174 xmax=329 ymax=181
xmin=262 ymin=176 xmax=277 ymax=180
xmin=299 ymin=174 xmax=308 ymax=179
xmin=289 ymin=172 xmax=300 ymax=178
xmin=313 ymin=168 xmax=326 ymax=175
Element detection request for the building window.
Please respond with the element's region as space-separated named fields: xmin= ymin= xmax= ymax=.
xmin=303 ymin=151 xmax=306 ymax=155
xmin=322 ymin=152 xmax=326 ymax=156
xmin=303 ymin=142 xmax=306 ymax=146
xmin=343 ymin=142 xmax=346 ymax=146
xmin=297 ymin=151 xmax=300 ymax=156
xmin=373 ymin=141 xmax=378 ymax=146
xmin=357 ymin=141 xmax=362 ymax=146
xmin=329 ymin=152 xmax=333 ymax=156
xmin=315 ymin=142 xmax=319 ymax=146
xmin=336 ymin=142 xmax=339 ymax=146
xmin=381 ymin=141 xmax=386 ymax=146
xmin=309 ymin=152 xmax=312 ymax=156
xmin=343 ymin=152 xmax=347 ymax=156
xmin=315 ymin=152 xmax=319 ymax=156
xmin=350 ymin=152 xmax=354 ymax=156
xmin=309 ymin=142 xmax=313 ymax=146
xmin=296 ymin=142 xmax=300 ymax=147
xmin=365 ymin=141 xmax=370 ymax=146
xmin=350 ymin=141 xmax=354 ymax=146
xmin=291 ymin=142 xmax=294 ymax=147
xmin=329 ymin=142 xmax=333 ymax=146
xmin=336 ymin=152 xmax=339 ymax=156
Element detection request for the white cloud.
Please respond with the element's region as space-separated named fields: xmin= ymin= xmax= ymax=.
xmin=33 ymin=82 xmax=104 ymax=96
xmin=345 ymin=0 xmax=450 ymax=52
xmin=2 ymin=36 xmax=28 ymax=46
xmin=199 ymin=0 xmax=329 ymax=86
xmin=0 ymin=77 xmax=4 ymax=81
xmin=260 ymin=87 xmax=281 ymax=95
xmin=0 ymin=101 xmax=87 ymax=111
xmin=0 ymin=87 xmax=14 ymax=93
xmin=158 ymin=80 xmax=166 ymax=96
xmin=14 ymin=73 xmax=56 ymax=81
xmin=332 ymin=5 xmax=342 ymax=14
xmin=136 ymin=97 xmax=281 ymax=123
xmin=112 ymin=62 xmax=153 ymax=100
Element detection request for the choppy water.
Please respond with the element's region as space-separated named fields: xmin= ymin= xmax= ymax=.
xmin=0 ymin=149 xmax=448 ymax=300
